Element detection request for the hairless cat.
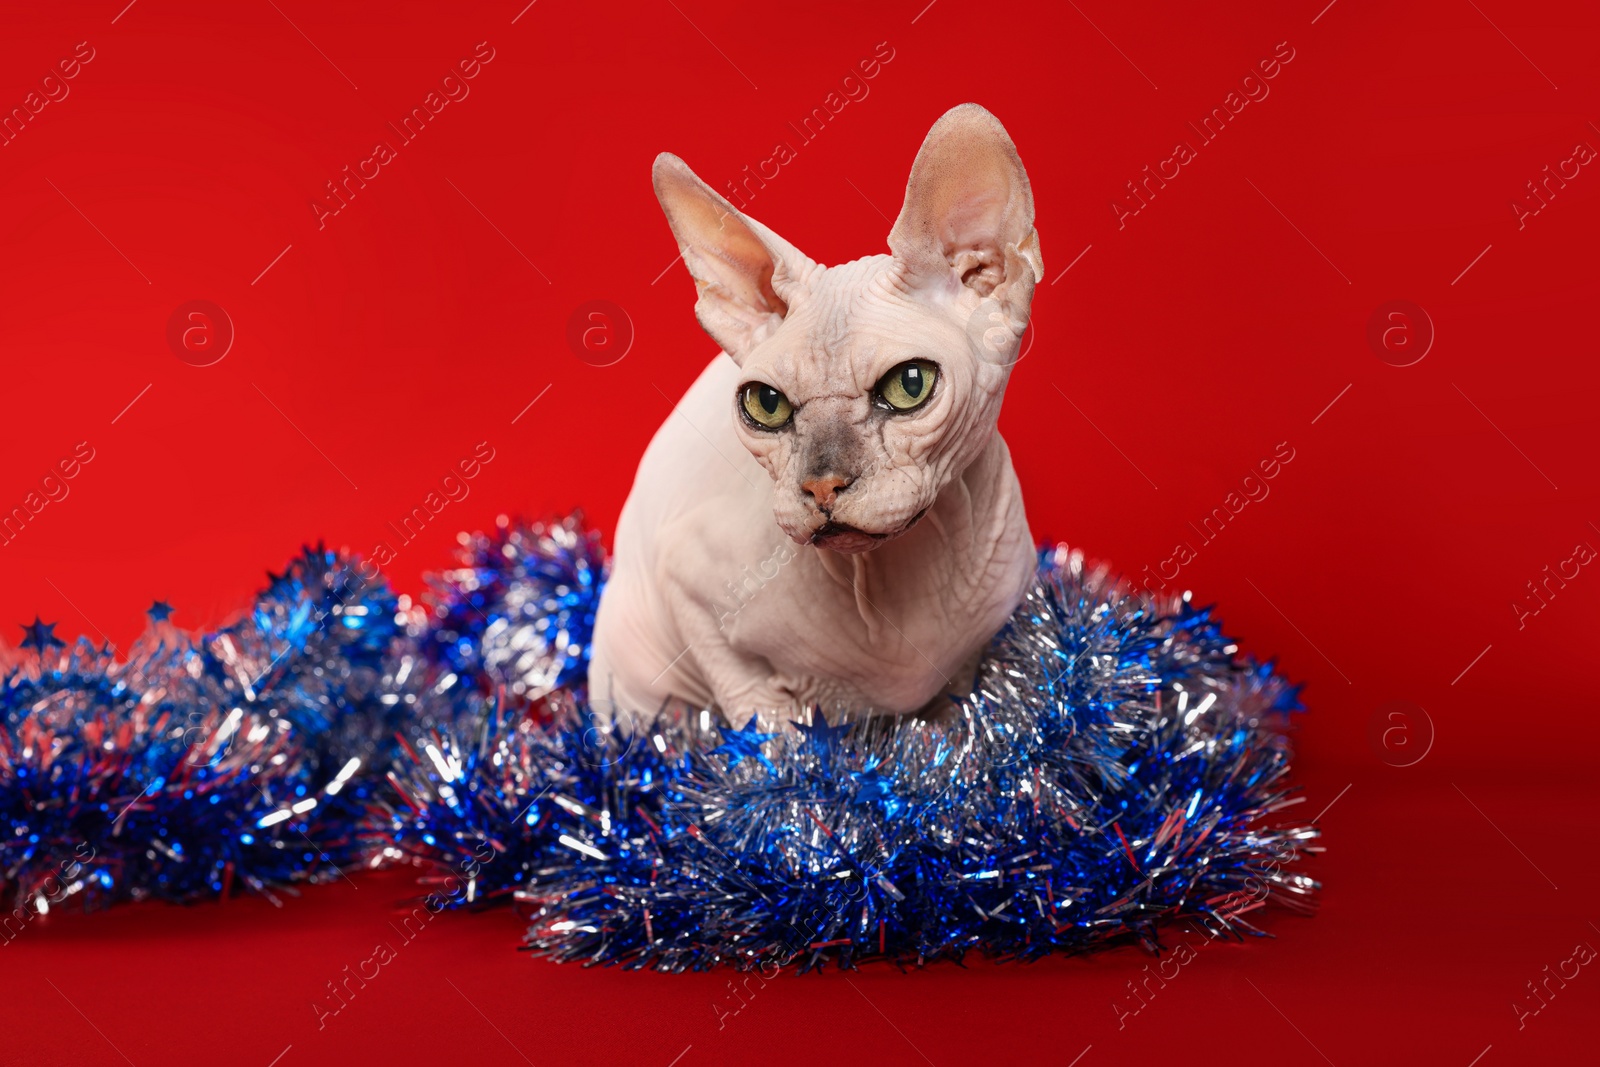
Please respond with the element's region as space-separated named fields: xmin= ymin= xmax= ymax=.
xmin=590 ymin=103 xmax=1044 ymax=729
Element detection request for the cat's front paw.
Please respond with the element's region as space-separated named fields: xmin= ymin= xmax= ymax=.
xmin=717 ymin=679 xmax=807 ymax=731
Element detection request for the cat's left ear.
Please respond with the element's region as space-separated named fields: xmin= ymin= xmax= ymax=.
xmin=888 ymin=104 xmax=1043 ymax=325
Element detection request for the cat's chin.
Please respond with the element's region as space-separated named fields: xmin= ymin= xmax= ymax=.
xmin=810 ymin=524 xmax=884 ymax=554
xmin=807 ymin=507 xmax=930 ymax=554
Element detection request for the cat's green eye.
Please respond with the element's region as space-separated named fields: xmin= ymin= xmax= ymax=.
xmin=877 ymin=360 xmax=939 ymax=412
xmin=740 ymin=382 xmax=794 ymax=429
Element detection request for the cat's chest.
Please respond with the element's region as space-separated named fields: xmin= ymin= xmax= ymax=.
xmin=719 ymin=531 xmax=1028 ymax=708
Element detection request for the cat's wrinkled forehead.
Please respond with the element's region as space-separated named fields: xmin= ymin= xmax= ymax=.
xmin=756 ymin=257 xmax=948 ymax=389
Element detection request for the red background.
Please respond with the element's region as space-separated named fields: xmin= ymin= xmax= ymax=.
xmin=2 ymin=0 xmax=1597 ymax=1064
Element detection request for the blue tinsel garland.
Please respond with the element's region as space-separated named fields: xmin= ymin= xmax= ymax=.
xmin=2 ymin=515 xmax=1318 ymax=968
xmin=0 ymin=547 xmax=410 ymax=913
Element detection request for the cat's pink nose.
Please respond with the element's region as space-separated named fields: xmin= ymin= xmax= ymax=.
xmin=801 ymin=475 xmax=851 ymax=509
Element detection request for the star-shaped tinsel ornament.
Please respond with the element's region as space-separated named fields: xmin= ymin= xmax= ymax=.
xmin=709 ymin=717 xmax=778 ymax=772
xmin=19 ymin=616 xmax=64 ymax=654
xmin=792 ymin=713 xmax=853 ymax=754
xmin=848 ymin=758 xmax=904 ymax=817
xmin=146 ymin=601 xmax=174 ymax=623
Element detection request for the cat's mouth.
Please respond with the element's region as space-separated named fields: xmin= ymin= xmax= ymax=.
xmin=810 ymin=507 xmax=929 ymax=553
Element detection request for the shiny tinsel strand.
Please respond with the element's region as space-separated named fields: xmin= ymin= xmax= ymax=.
xmin=423 ymin=514 xmax=605 ymax=702
xmin=384 ymin=542 xmax=1319 ymax=971
xmin=0 ymin=547 xmax=414 ymax=912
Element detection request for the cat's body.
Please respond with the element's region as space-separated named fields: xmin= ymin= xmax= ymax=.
xmin=590 ymin=345 xmax=1035 ymax=725
xmin=590 ymin=104 xmax=1044 ymax=728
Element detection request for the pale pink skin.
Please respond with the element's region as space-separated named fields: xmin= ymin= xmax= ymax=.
xmin=590 ymin=104 xmax=1045 ymax=729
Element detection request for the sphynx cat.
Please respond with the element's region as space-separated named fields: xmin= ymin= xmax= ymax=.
xmin=589 ymin=103 xmax=1044 ymax=729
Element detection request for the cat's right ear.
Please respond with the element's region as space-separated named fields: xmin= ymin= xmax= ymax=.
xmin=653 ymin=154 xmax=817 ymax=364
